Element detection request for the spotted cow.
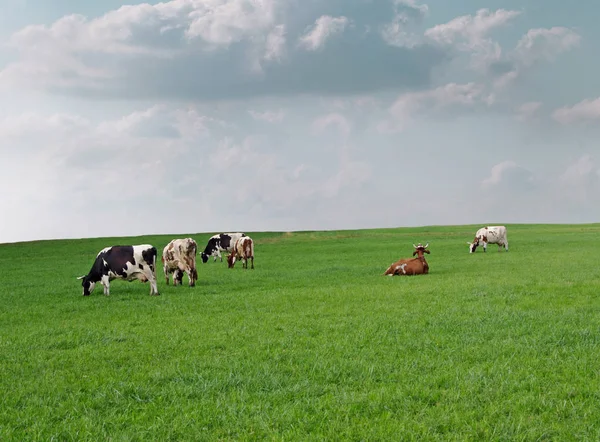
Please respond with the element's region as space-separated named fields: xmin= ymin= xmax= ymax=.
xmin=201 ymin=232 xmax=246 ymax=263
xmin=467 ymin=226 xmax=508 ymax=253
xmin=77 ymin=245 xmax=159 ymax=296
xmin=162 ymin=238 xmax=198 ymax=287
xmin=227 ymin=236 xmax=255 ymax=269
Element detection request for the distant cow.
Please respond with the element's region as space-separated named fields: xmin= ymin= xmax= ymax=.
xmin=201 ymin=232 xmax=246 ymax=263
xmin=77 ymin=245 xmax=159 ymax=296
xmin=227 ymin=236 xmax=255 ymax=269
xmin=384 ymin=243 xmax=430 ymax=276
xmin=467 ymin=226 xmax=508 ymax=253
xmin=162 ymin=238 xmax=198 ymax=287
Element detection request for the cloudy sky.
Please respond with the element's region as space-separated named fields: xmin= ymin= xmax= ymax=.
xmin=1 ymin=0 xmax=599 ymax=243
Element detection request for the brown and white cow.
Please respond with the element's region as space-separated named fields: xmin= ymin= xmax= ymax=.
xmin=227 ymin=236 xmax=255 ymax=269
xmin=467 ymin=225 xmax=508 ymax=253
xmin=384 ymin=243 xmax=430 ymax=276
xmin=162 ymin=238 xmax=198 ymax=286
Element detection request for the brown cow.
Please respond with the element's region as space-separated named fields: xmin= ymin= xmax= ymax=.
xmin=227 ymin=236 xmax=255 ymax=269
xmin=162 ymin=238 xmax=198 ymax=286
xmin=384 ymin=243 xmax=430 ymax=276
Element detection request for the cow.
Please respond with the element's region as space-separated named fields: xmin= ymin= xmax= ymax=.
xmin=162 ymin=238 xmax=198 ymax=287
xmin=200 ymin=232 xmax=246 ymax=263
xmin=227 ymin=236 xmax=255 ymax=269
xmin=77 ymin=245 xmax=159 ymax=296
xmin=467 ymin=226 xmax=508 ymax=253
xmin=384 ymin=243 xmax=430 ymax=276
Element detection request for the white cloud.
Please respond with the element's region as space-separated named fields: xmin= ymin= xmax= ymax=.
xmin=482 ymin=160 xmax=535 ymax=190
xmin=558 ymin=155 xmax=600 ymax=205
xmin=494 ymin=27 xmax=580 ymax=90
xmin=424 ymin=8 xmax=520 ymax=68
xmin=0 ymin=0 xmax=281 ymax=91
xmin=381 ymin=82 xmax=483 ymax=131
xmin=248 ymin=109 xmax=285 ymax=123
xmin=381 ymin=0 xmax=429 ymax=48
xmin=514 ymin=27 xmax=581 ymax=67
xmin=264 ymin=24 xmax=286 ymax=61
xmin=298 ymin=15 xmax=349 ymax=51
xmin=515 ymin=101 xmax=542 ymax=122
xmin=312 ymin=113 xmax=351 ymax=137
xmin=552 ymin=97 xmax=600 ymax=124
xmin=425 ymin=8 xmax=520 ymax=47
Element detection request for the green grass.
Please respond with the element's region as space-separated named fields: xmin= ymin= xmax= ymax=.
xmin=1 ymin=224 xmax=600 ymax=441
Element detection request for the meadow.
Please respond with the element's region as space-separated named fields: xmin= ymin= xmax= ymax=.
xmin=1 ymin=223 xmax=599 ymax=441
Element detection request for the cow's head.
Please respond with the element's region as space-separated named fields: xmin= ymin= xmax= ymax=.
xmin=200 ymin=252 xmax=209 ymax=263
xmin=77 ymin=275 xmax=96 ymax=296
xmin=227 ymin=253 xmax=236 ymax=268
xmin=467 ymin=238 xmax=479 ymax=253
xmin=412 ymin=243 xmax=430 ymax=257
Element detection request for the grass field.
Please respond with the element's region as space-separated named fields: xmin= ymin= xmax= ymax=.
xmin=1 ymin=223 xmax=599 ymax=440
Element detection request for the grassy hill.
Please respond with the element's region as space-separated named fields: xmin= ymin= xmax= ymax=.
xmin=1 ymin=224 xmax=599 ymax=440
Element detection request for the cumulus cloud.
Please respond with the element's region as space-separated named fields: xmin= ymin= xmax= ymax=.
xmin=248 ymin=109 xmax=285 ymax=123
xmin=553 ymin=97 xmax=600 ymax=124
xmin=515 ymin=101 xmax=542 ymax=122
xmin=424 ymin=8 xmax=521 ymax=69
xmin=482 ymin=160 xmax=535 ymax=191
xmin=0 ymin=0 xmax=447 ymax=100
xmin=297 ymin=15 xmax=349 ymax=51
xmin=492 ymin=27 xmax=580 ymax=90
xmin=381 ymin=0 xmax=429 ymax=48
xmin=425 ymin=8 xmax=520 ymax=47
xmin=380 ymin=82 xmax=484 ymax=131
xmin=312 ymin=113 xmax=352 ymax=137
xmin=555 ymin=155 xmax=600 ymax=209
xmin=0 ymin=105 xmax=375 ymax=242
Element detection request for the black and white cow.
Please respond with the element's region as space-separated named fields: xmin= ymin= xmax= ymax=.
xmin=200 ymin=232 xmax=246 ymax=263
xmin=77 ymin=244 xmax=159 ymax=296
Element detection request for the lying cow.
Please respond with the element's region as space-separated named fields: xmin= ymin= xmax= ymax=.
xmin=467 ymin=225 xmax=508 ymax=253
xmin=162 ymin=238 xmax=198 ymax=287
xmin=384 ymin=243 xmax=430 ymax=276
xmin=201 ymin=232 xmax=246 ymax=263
xmin=227 ymin=236 xmax=255 ymax=269
xmin=77 ymin=244 xmax=159 ymax=296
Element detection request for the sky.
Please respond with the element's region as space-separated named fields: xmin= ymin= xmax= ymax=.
xmin=0 ymin=0 xmax=599 ymax=243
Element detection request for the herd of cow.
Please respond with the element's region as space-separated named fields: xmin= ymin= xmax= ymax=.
xmin=77 ymin=232 xmax=252 ymax=296
xmin=76 ymin=226 xmax=509 ymax=296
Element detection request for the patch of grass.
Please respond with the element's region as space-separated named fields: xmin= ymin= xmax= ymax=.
xmin=1 ymin=224 xmax=599 ymax=440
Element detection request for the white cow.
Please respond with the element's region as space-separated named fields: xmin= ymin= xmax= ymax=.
xmin=467 ymin=226 xmax=508 ymax=253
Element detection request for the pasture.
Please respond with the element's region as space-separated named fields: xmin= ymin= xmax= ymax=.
xmin=1 ymin=223 xmax=599 ymax=440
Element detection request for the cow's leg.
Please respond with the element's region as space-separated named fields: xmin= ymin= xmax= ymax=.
xmin=164 ymin=265 xmax=170 ymax=285
xmin=187 ymin=268 xmax=196 ymax=287
xmin=483 ymin=241 xmax=487 ymax=252
xmin=101 ymin=275 xmax=110 ymax=296
xmin=148 ymin=271 xmax=159 ymax=295
xmin=250 ymin=257 xmax=254 ymax=269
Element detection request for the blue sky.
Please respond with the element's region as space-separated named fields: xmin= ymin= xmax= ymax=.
xmin=1 ymin=0 xmax=599 ymax=243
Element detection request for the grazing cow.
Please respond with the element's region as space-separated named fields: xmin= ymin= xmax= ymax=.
xmin=77 ymin=245 xmax=159 ymax=296
xmin=227 ymin=236 xmax=255 ymax=269
xmin=162 ymin=238 xmax=198 ymax=287
xmin=200 ymin=232 xmax=246 ymax=263
xmin=467 ymin=226 xmax=508 ymax=253
xmin=384 ymin=243 xmax=430 ymax=276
